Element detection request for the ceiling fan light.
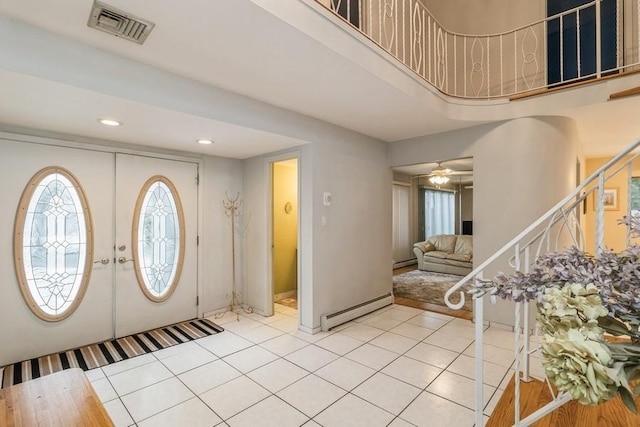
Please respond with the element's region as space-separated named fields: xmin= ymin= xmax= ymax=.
xmin=429 ymin=175 xmax=450 ymax=185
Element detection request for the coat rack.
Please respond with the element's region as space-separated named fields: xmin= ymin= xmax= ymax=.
xmin=218 ymin=191 xmax=252 ymax=320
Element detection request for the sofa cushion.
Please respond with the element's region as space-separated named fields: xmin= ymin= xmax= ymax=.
xmin=420 ymin=242 xmax=436 ymax=252
xmin=424 ymin=250 xmax=448 ymax=259
xmin=454 ymin=235 xmax=473 ymax=256
xmin=427 ymin=235 xmax=457 ymax=253
xmin=424 ymin=255 xmax=471 ymax=269
xmin=447 ymin=253 xmax=472 ymax=262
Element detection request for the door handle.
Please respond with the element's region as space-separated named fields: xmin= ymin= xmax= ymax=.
xmin=93 ymin=258 xmax=110 ymax=265
xmin=117 ymin=257 xmax=134 ymax=264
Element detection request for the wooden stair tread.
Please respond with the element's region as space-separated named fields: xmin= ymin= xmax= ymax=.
xmin=0 ymin=368 xmax=114 ymax=427
xmin=488 ymin=375 xmax=640 ymax=427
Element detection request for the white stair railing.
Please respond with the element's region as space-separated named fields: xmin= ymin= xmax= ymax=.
xmin=443 ymin=137 xmax=640 ymax=426
xmin=316 ymin=0 xmax=640 ymax=99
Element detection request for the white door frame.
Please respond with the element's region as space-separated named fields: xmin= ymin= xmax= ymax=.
xmin=265 ymin=151 xmax=301 ymax=321
xmin=0 ymin=131 xmax=206 ymax=320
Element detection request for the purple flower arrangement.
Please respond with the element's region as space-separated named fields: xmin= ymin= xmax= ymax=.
xmin=470 ymin=216 xmax=640 ymax=412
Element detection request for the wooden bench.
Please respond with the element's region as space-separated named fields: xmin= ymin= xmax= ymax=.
xmin=0 ymin=368 xmax=114 ymax=426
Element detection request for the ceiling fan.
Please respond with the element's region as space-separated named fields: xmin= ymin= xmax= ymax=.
xmin=428 ymin=162 xmax=453 ymax=186
xmin=411 ymin=160 xmax=473 ymax=186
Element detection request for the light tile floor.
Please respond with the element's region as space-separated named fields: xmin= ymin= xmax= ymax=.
xmin=88 ymin=303 xmax=542 ymax=427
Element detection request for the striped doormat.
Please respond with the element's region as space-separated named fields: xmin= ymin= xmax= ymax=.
xmin=1 ymin=318 xmax=223 ymax=389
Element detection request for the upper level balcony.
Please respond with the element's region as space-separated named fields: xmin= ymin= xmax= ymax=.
xmin=2 ymin=0 xmax=640 ymax=157
xmin=317 ymin=0 xmax=640 ymax=99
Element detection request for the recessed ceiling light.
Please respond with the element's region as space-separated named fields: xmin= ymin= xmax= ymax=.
xmin=98 ymin=118 xmax=122 ymax=126
xmin=197 ymin=139 xmax=214 ymax=145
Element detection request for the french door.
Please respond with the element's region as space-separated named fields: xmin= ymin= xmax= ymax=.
xmin=114 ymin=154 xmax=198 ymax=337
xmin=0 ymin=139 xmax=198 ymax=366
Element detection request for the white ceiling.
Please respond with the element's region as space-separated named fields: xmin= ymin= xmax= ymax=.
xmin=0 ymin=0 xmax=639 ymax=159
xmin=561 ymin=95 xmax=640 ymax=158
xmin=0 ymin=69 xmax=309 ymax=157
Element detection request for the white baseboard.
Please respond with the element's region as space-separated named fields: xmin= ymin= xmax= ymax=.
xmin=393 ymin=259 xmax=418 ymax=269
xmin=298 ymin=323 xmax=321 ymax=334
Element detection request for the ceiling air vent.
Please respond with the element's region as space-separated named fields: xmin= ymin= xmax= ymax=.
xmin=87 ymin=1 xmax=155 ymax=45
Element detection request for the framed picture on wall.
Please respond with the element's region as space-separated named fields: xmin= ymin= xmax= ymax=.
xmin=593 ymin=187 xmax=619 ymax=211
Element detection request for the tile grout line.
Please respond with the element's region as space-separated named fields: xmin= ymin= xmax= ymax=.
xmin=100 ymin=304 xmax=519 ymax=426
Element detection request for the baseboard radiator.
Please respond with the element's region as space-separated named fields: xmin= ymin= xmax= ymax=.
xmin=320 ymin=293 xmax=394 ymax=331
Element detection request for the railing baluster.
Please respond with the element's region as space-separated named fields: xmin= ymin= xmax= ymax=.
xmin=616 ymin=0 xmax=621 ymax=69
xmin=454 ymin=34 xmax=457 ymax=95
xmin=544 ymin=20 xmax=548 ymax=87
xmin=560 ymin=16 xmax=564 ymax=83
xmin=500 ymin=34 xmax=504 ymax=96
xmin=346 ymin=0 xmax=351 ymax=22
xmin=513 ymin=243 xmax=522 ymax=426
xmin=445 ymin=32 xmax=449 ymax=92
xmin=394 ymin=0 xmax=398 ymax=57
xmin=423 ymin=8 xmax=427 ymax=78
xmin=627 ymin=163 xmax=633 ymax=248
xmin=368 ymin=0 xmax=372 ymax=37
xmin=515 ymin=31 xmax=518 ymax=93
xmin=433 ymin=17 xmax=437 ymax=81
xmin=596 ymin=0 xmax=602 ymax=78
xmin=596 ymin=173 xmax=606 ymax=254
xmin=577 ymin=9 xmax=581 ymax=78
xmin=378 ymin=0 xmax=382 ymax=45
xmin=427 ymin=15 xmax=431 ymax=82
xmin=523 ymin=246 xmax=531 ymax=382
xmin=474 ymin=274 xmax=485 ymax=427
xmin=464 ymin=37 xmax=467 ymax=97
xmin=515 ymin=300 xmax=522 ymax=426
xmin=402 ymin=0 xmax=405 ymax=63
xmin=486 ymin=36 xmax=490 ymax=97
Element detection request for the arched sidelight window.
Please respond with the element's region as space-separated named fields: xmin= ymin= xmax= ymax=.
xmin=14 ymin=167 xmax=93 ymax=321
xmin=132 ymin=176 xmax=185 ymax=302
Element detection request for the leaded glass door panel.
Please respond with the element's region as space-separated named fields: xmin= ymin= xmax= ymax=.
xmin=114 ymin=154 xmax=198 ymax=338
xmin=0 ymin=138 xmax=114 ymax=367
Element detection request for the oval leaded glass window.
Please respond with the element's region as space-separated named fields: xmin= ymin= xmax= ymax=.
xmin=14 ymin=167 xmax=93 ymax=321
xmin=132 ymin=176 xmax=185 ymax=302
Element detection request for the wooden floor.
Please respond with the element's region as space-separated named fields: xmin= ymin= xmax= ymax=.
xmin=394 ymin=296 xmax=473 ymax=320
xmin=392 ymin=265 xmax=473 ymax=321
xmin=0 ymin=368 xmax=113 ymax=426
xmin=488 ymin=375 xmax=640 ymax=427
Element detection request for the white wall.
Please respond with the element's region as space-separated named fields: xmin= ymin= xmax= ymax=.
xmin=390 ymin=116 xmax=579 ymax=326
xmin=201 ymin=155 xmax=244 ymax=315
xmin=311 ymin=135 xmax=392 ymax=330
xmin=243 ymin=128 xmax=391 ymax=332
xmin=422 ymin=0 xmax=545 ymax=34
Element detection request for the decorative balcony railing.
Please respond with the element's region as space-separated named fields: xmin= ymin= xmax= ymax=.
xmin=317 ymin=0 xmax=640 ymax=99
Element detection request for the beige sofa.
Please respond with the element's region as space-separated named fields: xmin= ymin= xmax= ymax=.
xmin=413 ymin=234 xmax=473 ymax=276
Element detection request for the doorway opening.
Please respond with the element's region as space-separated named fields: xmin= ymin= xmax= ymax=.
xmin=391 ymin=157 xmax=474 ymax=319
xmin=271 ymin=158 xmax=299 ymax=312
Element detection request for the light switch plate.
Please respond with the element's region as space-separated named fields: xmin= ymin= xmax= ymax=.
xmin=323 ymin=192 xmax=332 ymax=206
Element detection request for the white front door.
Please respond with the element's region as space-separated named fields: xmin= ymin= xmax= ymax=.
xmin=0 ymin=140 xmax=199 ymax=365
xmin=114 ymin=154 xmax=199 ymax=337
xmin=0 ymin=139 xmax=114 ymax=366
